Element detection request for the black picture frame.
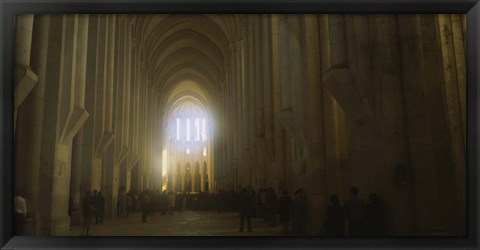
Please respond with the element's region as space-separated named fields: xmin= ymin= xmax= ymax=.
xmin=1 ymin=0 xmax=479 ymax=249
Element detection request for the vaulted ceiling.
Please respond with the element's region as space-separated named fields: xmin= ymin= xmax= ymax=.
xmin=133 ymin=14 xmax=245 ymax=112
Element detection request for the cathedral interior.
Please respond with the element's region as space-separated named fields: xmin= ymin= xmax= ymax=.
xmin=13 ymin=14 xmax=466 ymax=236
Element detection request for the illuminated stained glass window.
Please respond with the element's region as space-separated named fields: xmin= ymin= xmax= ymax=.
xmin=195 ymin=118 xmax=200 ymax=141
xmin=203 ymin=147 xmax=207 ymax=156
xmin=186 ymin=118 xmax=191 ymax=141
xmin=202 ymin=118 xmax=207 ymax=142
xmin=186 ymin=148 xmax=190 ymax=154
xmin=176 ymin=118 xmax=180 ymax=141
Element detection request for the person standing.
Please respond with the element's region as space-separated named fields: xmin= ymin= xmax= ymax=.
xmin=92 ymin=190 xmax=99 ymax=224
xmin=117 ymin=187 xmax=127 ymax=219
xmin=344 ymin=187 xmax=367 ymax=236
xmin=265 ymin=187 xmax=278 ymax=227
xmin=366 ymin=193 xmax=385 ymax=236
xmin=141 ymin=191 xmax=151 ymax=223
xmin=14 ymin=190 xmax=27 ymax=235
xmin=278 ymin=190 xmax=293 ymax=234
xmin=238 ymin=188 xmax=253 ymax=232
xmin=96 ymin=191 xmax=106 ymax=224
xmin=81 ymin=190 xmax=95 ymax=236
xmin=168 ymin=191 xmax=176 ymax=216
xmin=293 ymin=188 xmax=307 ymax=235
xmin=325 ymin=195 xmax=345 ymax=236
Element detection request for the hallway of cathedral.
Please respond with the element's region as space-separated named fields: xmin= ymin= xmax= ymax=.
xmin=13 ymin=14 xmax=467 ymax=236
xmin=63 ymin=211 xmax=282 ymax=236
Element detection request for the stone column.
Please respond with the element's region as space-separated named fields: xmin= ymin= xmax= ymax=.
xmin=14 ymin=14 xmax=49 ymax=235
xmin=254 ymin=15 xmax=265 ymax=137
xmin=397 ymin=14 xmax=440 ymax=234
xmin=262 ymin=15 xmax=274 ymax=188
xmin=104 ymin=14 xmax=116 ymax=144
xmin=450 ymin=14 xmax=466 ymax=144
xmin=33 ymin=14 xmax=65 ymax=235
xmin=91 ymin=15 xmax=108 ymax=193
xmin=103 ymin=14 xmax=117 ymax=217
xmin=270 ymin=14 xmax=286 ymax=190
xmin=437 ymin=14 xmax=467 ymax=235
xmin=14 ymin=14 xmax=38 ymax=129
xmin=114 ymin=16 xmax=129 ymax=190
xmin=124 ymin=18 xmax=132 ymax=155
xmin=373 ymin=14 xmax=415 ymax=235
xmin=78 ymin=14 xmax=99 ymax=195
xmin=235 ymin=40 xmax=244 ymax=190
xmin=328 ymin=15 xmax=348 ymax=68
xmin=303 ymin=14 xmax=328 ymax=235
xmin=318 ymin=14 xmax=340 ymax=199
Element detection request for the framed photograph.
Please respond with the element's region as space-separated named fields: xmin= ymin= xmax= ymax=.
xmin=1 ymin=0 xmax=479 ymax=249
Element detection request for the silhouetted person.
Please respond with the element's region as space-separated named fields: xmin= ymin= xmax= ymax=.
xmin=68 ymin=196 xmax=74 ymax=218
xmin=238 ymin=188 xmax=253 ymax=232
xmin=325 ymin=195 xmax=345 ymax=236
xmin=126 ymin=192 xmax=133 ymax=217
xmin=161 ymin=190 xmax=168 ymax=215
xmin=293 ymin=189 xmax=307 ymax=235
xmin=366 ymin=193 xmax=386 ymax=236
xmin=81 ymin=190 xmax=95 ymax=236
xmin=117 ymin=187 xmax=127 ymax=219
xmin=141 ymin=191 xmax=151 ymax=223
xmin=14 ymin=190 xmax=27 ymax=235
xmin=278 ymin=190 xmax=293 ymax=234
xmin=260 ymin=188 xmax=267 ymax=223
xmin=265 ymin=187 xmax=278 ymax=227
xmin=218 ymin=190 xmax=227 ymax=214
xmin=344 ymin=187 xmax=366 ymax=236
xmin=168 ymin=191 xmax=176 ymax=216
xmin=92 ymin=190 xmax=99 ymax=224
xmin=96 ymin=191 xmax=105 ymax=223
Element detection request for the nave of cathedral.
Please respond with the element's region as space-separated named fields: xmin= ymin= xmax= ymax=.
xmin=13 ymin=14 xmax=466 ymax=236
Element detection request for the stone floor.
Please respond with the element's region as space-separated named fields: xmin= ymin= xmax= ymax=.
xmin=64 ymin=210 xmax=286 ymax=236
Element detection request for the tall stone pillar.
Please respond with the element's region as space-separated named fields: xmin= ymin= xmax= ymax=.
xmin=373 ymin=14 xmax=415 ymax=235
xmin=91 ymin=15 xmax=109 ymax=191
xmin=14 ymin=14 xmax=49 ymax=235
xmin=436 ymin=14 xmax=467 ymax=235
xmin=303 ymin=14 xmax=328 ymax=235
xmin=114 ymin=16 xmax=129 ymax=190
xmin=35 ymin=15 xmax=62 ymax=235
xmin=318 ymin=14 xmax=342 ymax=200
xmin=31 ymin=14 xmax=90 ymax=235
xmin=235 ymin=40 xmax=245 ymax=190
xmin=397 ymin=14 xmax=440 ymax=235
xmin=242 ymin=16 xmax=256 ymax=187
xmin=252 ymin=15 xmax=266 ymax=189
xmin=270 ymin=14 xmax=286 ymax=190
xmin=77 ymin=15 xmax=100 ymax=199
xmin=103 ymin=14 xmax=117 ymax=218
xmin=124 ymin=17 xmax=132 ymax=158
xmin=261 ymin=15 xmax=274 ymax=189
xmin=14 ymin=14 xmax=38 ymax=129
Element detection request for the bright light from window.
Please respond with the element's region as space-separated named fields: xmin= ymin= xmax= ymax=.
xmin=195 ymin=118 xmax=200 ymax=141
xmin=202 ymin=118 xmax=207 ymax=142
xmin=203 ymin=147 xmax=207 ymax=156
xmin=186 ymin=118 xmax=191 ymax=141
xmin=186 ymin=148 xmax=190 ymax=154
xmin=176 ymin=118 xmax=180 ymax=141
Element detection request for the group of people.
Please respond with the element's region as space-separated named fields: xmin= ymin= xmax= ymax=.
xmin=79 ymin=190 xmax=106 ymax=236
xmin=324 ymin=187 xmax=386 ymax=236
xmin=136 ymin=189 xmax=176 ymax=223
xmin=235 ymin=187 xmax=308 ymax=234
xmin=74 ymin=185 xmax=385 ymax=236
